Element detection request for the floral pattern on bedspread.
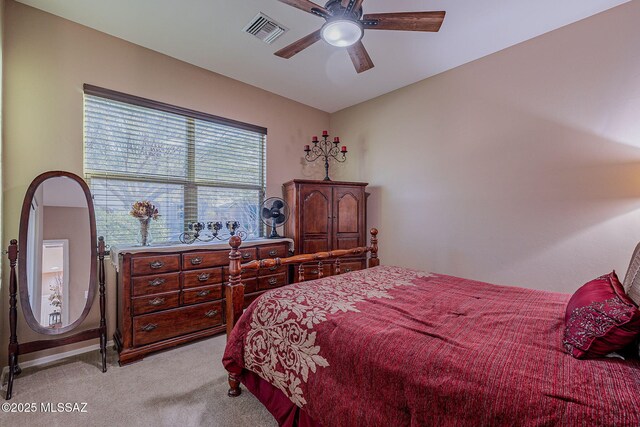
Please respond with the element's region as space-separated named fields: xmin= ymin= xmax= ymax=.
xmin=243 ymin=265 xmax=431 ymax=407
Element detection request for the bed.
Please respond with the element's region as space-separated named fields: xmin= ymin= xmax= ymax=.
xmin=222 ymin=230 xmax=640 ymax=426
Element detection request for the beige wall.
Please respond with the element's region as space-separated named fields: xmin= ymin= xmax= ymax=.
xmin=332 ymin=1 xmax=640 ymax=293
xmin=1 ymin=0 xmax=329 ymax=363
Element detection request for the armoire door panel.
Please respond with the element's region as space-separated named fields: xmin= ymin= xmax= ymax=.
xmin=335 ymin=192 xmax=359 ymax=234
xmin=335 ymin=236 xmax=360 ymax=250
xmin=301 ymin=187 xmax=332 ymax=235
xmin=302 ymin=238 xmax=330 ymax=254
xmin=333 ymin=186 xmax=365 ymax=250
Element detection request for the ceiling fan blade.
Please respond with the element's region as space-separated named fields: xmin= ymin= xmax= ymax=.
xmin=362 ymin=11 xmax=446 ymax=32
xmin=274 ymin=30 xmax=322 ymax=59
xmin=347 ymin=41 xmax=374 ymax=74
xmin=341 ymin=0 xmax=365 ymax=12
xmin=277 ymin=0 xmax=329 ymax=16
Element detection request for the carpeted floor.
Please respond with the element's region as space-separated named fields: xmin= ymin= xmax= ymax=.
xmin=1 ymin=335 xmax=276 ymax=427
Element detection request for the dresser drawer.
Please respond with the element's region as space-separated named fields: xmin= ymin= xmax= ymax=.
xmin=133 ymin=301 xmax=222 ymax=347
xmin=182 ymin=268 xmax=223 ymax=288
xmin=242 ymin=278 xmax=258 ymax=294
xmin=182 ymin=251 xmax=227 ymax=270
xmin=182 ymin=284 xmax=222 ymax=305
xmin=223 ymin=266 xmax=258 ymax=279
xmin=258 ymin=273 xmax=287 ymax=291
xmin=132 ymin=255 xmax=180 ymax=276
xmin=132 ymin=291 xmax=180 ymax=316
xmin=258 ymin=265 xmax=288 ymax=276
xmin=132 ymin=272 xmax=180 ymax=297
xmin=258 ymin=244 xmax=288 ymax=259
xmin=239 ymin=247 xmax=257 ymax=262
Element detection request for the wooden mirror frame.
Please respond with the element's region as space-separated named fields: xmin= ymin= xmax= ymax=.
xmin=18 ymin=171 xmax=97 ymax=334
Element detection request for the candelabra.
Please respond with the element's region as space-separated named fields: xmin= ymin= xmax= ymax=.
xmin=179 ymin=220 xmax=247 ymax=244
xmin=304 ymin=131 xmax=348 ymax=181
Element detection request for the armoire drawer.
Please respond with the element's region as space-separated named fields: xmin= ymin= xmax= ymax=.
xmin=133 ymin=301 xmax=222 ymax=347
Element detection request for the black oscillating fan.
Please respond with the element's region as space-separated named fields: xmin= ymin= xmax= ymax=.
xmin=261 ymin=197 xmax=290 ymax=239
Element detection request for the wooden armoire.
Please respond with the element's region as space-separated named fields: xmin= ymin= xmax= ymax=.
xmin=283 ymin=180 xmax=368 ymax=278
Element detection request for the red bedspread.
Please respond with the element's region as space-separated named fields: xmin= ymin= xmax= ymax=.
xmin=223 ymin=266 xmax=640 ymax=426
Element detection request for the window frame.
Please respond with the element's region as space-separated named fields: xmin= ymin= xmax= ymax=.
xmin=83 ymin=84 xmax=267 ymax=245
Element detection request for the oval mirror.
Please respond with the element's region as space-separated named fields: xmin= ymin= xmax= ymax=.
xmin=19 ymin=171 xmax=97 ymax=335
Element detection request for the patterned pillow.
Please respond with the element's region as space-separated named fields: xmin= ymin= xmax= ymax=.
xmin=563 ymin=271 xmax=640 ymax=359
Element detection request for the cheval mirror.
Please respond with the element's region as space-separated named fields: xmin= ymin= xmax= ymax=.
xmin=5 ymin=171 xmax=107 ymax=400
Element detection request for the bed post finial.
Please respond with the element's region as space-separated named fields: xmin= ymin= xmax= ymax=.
xmin=369 ymin=228 xmax=379 ymax=268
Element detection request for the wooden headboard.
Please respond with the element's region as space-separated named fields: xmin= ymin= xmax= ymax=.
xmin=224 ymin=228 xmax=380 ymax=336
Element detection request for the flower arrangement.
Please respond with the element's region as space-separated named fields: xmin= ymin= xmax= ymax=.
xmin=130 ymin=200 xmax=160 ymax=221
xmin=130 ymin=201 xmax=160 ymax=246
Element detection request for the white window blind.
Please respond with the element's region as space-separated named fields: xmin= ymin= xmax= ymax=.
xmin=83 ymin=85 xmax=266 ymax=247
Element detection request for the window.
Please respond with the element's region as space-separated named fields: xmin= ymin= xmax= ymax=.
xmin=83 ymin=85 xmax=266 ymax=247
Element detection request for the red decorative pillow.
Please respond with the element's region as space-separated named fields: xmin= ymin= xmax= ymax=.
xmin=563 ymin=271 xmax=640 ymax=359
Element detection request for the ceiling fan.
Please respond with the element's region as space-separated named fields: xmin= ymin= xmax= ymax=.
xmin=274 ymin=0 xmax=446 ymax=74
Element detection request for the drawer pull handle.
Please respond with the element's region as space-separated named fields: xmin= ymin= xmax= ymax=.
xmin=242 ymin=253 xmax=251 ymax=259
xmin=345 ymin=268 xmax=352 ymax=273
xmin=269 ymin=266 xmax=278 ymax=271
xmin=268 ymin=250 xmax=278 ymax=257
xmin=149 ymin=278 xmax=165 ymax=287
xmin=150 ymin=261 xmax=164 ymax=270
xmin=205 ymin=309 xmax=219 ymax=318
xmin=149 ymin=297 xmax=165 ymax=306
xmin=197 ymin=290 xmax=212 ymax=297
xmin=268 ymin=277 xmax=278 ymax=286
xmin=198 ymin=273 xmax=210 ymax=282
xmin=141 ymin=323 xmax=157 ymax=332
xmin=190 ymin=257 xmax=203 ymax=265
xmin=310 ymin=270 xmax=319 ymax=275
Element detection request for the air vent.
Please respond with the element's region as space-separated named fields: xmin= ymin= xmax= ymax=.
xmin=243 ymin=13 xmax=288 ymax=44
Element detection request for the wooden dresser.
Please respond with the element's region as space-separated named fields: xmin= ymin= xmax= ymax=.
xmin=282 ymin=180 xmax=368 ymax=280
xmin=114 ymin=239 xmax=290 ymax=365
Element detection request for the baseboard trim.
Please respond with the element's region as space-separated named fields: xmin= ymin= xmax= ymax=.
xmin=1 ymin=340 xmax=113 ymax=390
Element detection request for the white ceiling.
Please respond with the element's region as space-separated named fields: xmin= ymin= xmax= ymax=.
xmin=17 ymin=0 xmax=630 ymax=113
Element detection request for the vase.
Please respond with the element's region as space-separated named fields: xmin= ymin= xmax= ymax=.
xmin=138 ymin=218 xmax=152 ymax=246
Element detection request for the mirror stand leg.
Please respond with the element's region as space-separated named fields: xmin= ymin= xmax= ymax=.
xmin=5 ymin=352 xmax=19 ymax=400
xmin=98 ymin=236 xmax=107 ymax=373
xmin=100 ymin=333 xmax=107 ymax=373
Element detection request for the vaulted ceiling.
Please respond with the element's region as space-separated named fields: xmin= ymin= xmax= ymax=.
xmin=17 ymin=0 xmax=630 ymax=112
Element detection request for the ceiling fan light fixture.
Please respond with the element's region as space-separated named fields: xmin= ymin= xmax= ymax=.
xmin=321 ymin=19 xmax=363 ymax=47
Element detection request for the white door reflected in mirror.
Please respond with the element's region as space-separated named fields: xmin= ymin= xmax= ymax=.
xmin=40 ymin=240 xmax=69 ymax=328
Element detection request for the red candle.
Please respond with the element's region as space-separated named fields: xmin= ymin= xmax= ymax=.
xmin=334 ymin=137 xmax=340 ymax=143
xmin=304 ymin=144 xmax=310 ymax=151
xmin=341 ymin=146 xmax=347 ymax=153
xmin=312 ymin=136 xmax=318 ymax=142
xmin=322 ymin=130 xmax=328 ymax=137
